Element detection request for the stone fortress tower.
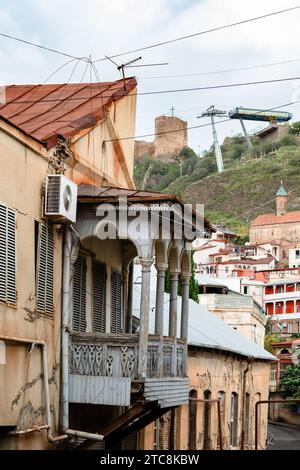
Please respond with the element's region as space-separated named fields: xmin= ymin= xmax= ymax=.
xmin=134 ymin=115 xmax=188 ymax=162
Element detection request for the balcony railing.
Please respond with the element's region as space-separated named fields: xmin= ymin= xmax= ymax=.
xmin=69 ymin=332 xmax=186 ymax=380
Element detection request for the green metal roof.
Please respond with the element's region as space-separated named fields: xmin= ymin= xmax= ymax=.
xmin=276 ymin=183 xmax=287 ymax=197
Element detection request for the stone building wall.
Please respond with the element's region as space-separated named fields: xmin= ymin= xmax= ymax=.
xmin=134 ymin=140 xmax=155 ymax=161
xmin=134 ymin=115 xmax=187 ymax=162
xmin=140 ymin=348 xmax=271 ymax=450
xmin=154 ymin=116 xmax=187 ymax=161
xmin=250 ymin=222 xmax=300 ymax=248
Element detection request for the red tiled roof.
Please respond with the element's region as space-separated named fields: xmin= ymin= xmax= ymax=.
xmin=220 ymin=257 xmax=274 ymax=266
xmin=251 ymin=211 xmax=300 ymax=226
xmin=0 ymin=78 xmax=137 ymax=148
xmin=195 ymin=245 xmax=217 ymax=251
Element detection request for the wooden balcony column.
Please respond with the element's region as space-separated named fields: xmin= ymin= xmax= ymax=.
xmin=138 ymin=257 xmax=154 ymax=378
xmin=155 ymin=262 xmax=168 ymax=377
xmin=180 ymin=273 xmax=191 ymax=341
xmin=123 ymin=262 xmax=134 ymax=334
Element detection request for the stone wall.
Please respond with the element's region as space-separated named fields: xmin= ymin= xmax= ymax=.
xmin=134 ymin=140 xmax=155 ymax=161
xmin=140 ymin=348 xmax=271 ymax=450
xmin=154 ymin=116 xmax=187 ymax=161
xmin=134 ymin=115 xmax=187 ymax=162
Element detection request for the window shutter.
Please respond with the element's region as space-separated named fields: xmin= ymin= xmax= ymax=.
xmin=111 ymin=270 xmax=123 ymax=334
xmin=73 ymin=255 xmax=87 ymax=332
xmin=0 ymin=203 xmax=16 ymax=304
xmin=92 ymin=261 xmax=106 ymax=333
xmin=36 ymin=223 xmax=54 ymax=314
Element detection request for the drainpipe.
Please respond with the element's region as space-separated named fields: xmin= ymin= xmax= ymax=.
xmin=61 ymin=225 xmax=72 ymax=432
xmin=240 ymin=358 xmax=252 ymax=450
xmin=0 ymin=335 xmax=68 ymax=442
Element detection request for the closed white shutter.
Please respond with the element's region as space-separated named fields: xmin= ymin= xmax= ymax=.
xmin=73 ymin=255 xmax=87 ymax=332
xmin=0 ymin=203 xmax=16 ymax=305
xmin=36 ymin=223 xmax=54 ymax=314
xmin=92 ymin=261 xmax=106 ymax=333
xmin=111 ymin=270 xmax=123 ymax=334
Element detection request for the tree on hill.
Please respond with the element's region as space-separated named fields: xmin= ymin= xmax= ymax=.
xmin=289 ymin=121 xmax=300 ymax=136
xmin=279 ymin=363 xmax=300 ymax=400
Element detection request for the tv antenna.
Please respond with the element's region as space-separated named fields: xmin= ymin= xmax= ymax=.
xmin=197 ymin=105 xmax=227 ymax=173
xmin=105 ymin=55 xmax=168 ymax=90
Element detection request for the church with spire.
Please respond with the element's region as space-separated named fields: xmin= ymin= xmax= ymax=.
xmin=250 ymin=182 xmax=300 ymax=265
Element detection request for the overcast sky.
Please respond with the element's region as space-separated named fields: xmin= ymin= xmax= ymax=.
xmin=1 ymin=0 xmax=300 ymax=153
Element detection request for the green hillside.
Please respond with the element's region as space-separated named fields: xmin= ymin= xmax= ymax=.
xmin=134 ymin=133 xmax=300 ymax=237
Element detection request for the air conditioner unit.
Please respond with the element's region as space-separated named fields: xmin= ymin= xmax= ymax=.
xmin=45 ymin=175 xmax=77 ymax=223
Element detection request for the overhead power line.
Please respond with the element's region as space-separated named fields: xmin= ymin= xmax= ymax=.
xmin=105 ymin=99 xmax=300 ymax=142
xmin=95 ymin=5 xmax=300 ymax=62
xmin=0 ymin=31 xmax=87 ymax=61
xmin=5 ymin=75 xmax=300 ymax=105
xmin=139 ymin=57 xmax=300 ymax=80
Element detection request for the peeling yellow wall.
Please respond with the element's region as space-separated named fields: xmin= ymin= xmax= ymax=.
xmin=0 ymin=122 xmax=62 ymax=449
xmin=69 ymin=90 xmax=137 ymax=189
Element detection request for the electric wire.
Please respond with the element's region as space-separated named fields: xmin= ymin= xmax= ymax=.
xmin=140 ymin=57 xmax=300 ymax=80
xmin=0 ymin=31 xmax=87 ymax=61
xmin=94 ymin=5 xmax=300 ymax=62
xmin=4 ymin=74 xmax=300 ymax=106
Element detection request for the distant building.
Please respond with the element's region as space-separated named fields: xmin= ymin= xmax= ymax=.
xmin=197 ymin=283 xmax=267 ymax=347
xmin=254 ymin=123 xmax=290 ymax=145
xmin=250 ymin=183 xmax=300 ymax=264
xmin=242 ymin=268 xmax=300 ymax=334
xmin=193 ymin=238 xmax=275 ymax=278
xmin=134 ymin=115 xmax=187 ymax=162
xmin=269 ymin=339 xmax=300 ymax=427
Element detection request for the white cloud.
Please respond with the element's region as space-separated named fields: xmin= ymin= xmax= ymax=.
xmin=0 ymin=0 xmax=299 ymax=150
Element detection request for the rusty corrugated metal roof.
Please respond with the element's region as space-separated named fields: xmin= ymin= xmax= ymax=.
xmin=78 ymin=184 xmax=213 ymax=232
xmin=78 ymin=184 xmax=177 ymax=201
xmin=0 ymin=78 xmax=137 ymax=148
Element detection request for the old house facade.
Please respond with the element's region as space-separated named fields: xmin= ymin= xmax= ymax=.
xmin=132 ymin=286 xmax=274 ymax=450
xmin=0 ymin=78 xmax=141 ymax=449
xmin=0 ymin=78 xmax=206 ymax=450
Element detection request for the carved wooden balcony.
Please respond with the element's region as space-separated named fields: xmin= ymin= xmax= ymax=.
xmin=68 ymin=332 xmax=189 ymax=408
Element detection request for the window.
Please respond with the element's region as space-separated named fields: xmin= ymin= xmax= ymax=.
xmin=230 ymin=392 xmax=238 ymax=447
xmin=287 ymin=323 xmax=293 ymax=334
xmin=73 ymin=255 xmax=87 ymax=332
xmin=0 ymin=203 xmax=16 ymax=305
xmin=36 ymin=223 xmax=54 ymax=314
xmin=298 ymin=322 xmax=300 ymax=334
xmin=296 ymin=250 xmax=300 ymax=259
xmin=189 ymin=390 xmax=197 ymax=450
xmin=203 ymin=390 xmax=211 ymax=450
xmin=92 ymin=260 xmax=107 ymax=333
xmin=243 ymin=286 xmax=248 ymax=295
xmin=244 ymin=393 xmax=250 ymax=447
xmin=217 ymin=391 xmax=225 ymax=448
xmin=111 ymin=270 xmax=123 ymax=333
